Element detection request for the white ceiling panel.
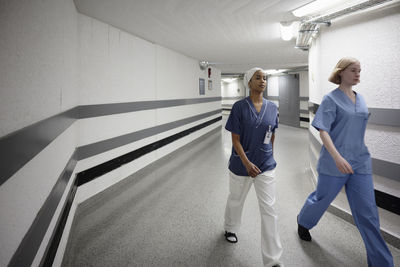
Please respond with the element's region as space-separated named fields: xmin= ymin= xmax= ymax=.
xmin=74 ymin=0 xmax=313 ymax=73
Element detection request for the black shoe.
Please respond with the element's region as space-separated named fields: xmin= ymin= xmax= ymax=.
xmin=224 ymin=231 xmax=238 ymax=243
xmin=297 ymin=215 xmax=312 ymax=241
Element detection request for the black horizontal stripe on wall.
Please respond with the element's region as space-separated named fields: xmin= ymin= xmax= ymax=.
xmin=77 ymin=109 xmax=222 ymax=160
xmin=375 ymin=190 xmax=400 ymax=215
xmin=40 ymin=175 xmax=79 ymax=267
xmin=2 ymin=97 xmax=223 ymax=266
xmin=77 ymin=116 xmax=222 ymax=186
xmin=300 ymin=117 xmax=310 ymax=122
xmin=40 ymin=117 xmax=222 ymax=266
xmin=8 ymin=151 xmax=78 ymax=267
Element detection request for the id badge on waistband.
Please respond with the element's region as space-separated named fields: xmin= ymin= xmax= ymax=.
xmin=264 ymin=125 xmax=272 ymax=144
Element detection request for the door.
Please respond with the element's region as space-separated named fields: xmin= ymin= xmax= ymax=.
xmin=278 ymin=74 xmax=300 ymax=127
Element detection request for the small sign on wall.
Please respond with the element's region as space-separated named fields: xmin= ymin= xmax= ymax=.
xmin=199 ymin=78 xmax=205 ymax=95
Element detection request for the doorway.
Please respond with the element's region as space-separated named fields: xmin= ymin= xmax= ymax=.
xmin=278 ymin=74 xmax=300 ymax=127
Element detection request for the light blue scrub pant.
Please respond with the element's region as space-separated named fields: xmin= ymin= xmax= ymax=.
xmin=298 ymin=173 xmax=394 ymax=267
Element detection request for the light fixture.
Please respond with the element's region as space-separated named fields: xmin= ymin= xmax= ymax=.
xmin=280 ymin=22 xmax=294 ymax=41
xmin=292 ymin=0 xmax=348 ymax=17
xmin=265 ymin=69 xmax=287 ymax=75
xmin=280 ymin=21 xmax=300 ymax=41
xmin=222 ymin=78 xmax=237 ymax=83
xmin=199 ymin=60 xmax=208 ymax=70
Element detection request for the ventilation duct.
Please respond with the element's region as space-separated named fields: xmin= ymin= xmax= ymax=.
xmin=295 ymin=0 xmax=396 ymax=50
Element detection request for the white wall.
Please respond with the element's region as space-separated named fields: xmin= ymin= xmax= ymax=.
xmin=307 ymin=4 xmax=400 ymax=235
xmin=0 ymin=0 xmax=79 ymax=266
xmin=0 ymin=1 xmax=221 ymax=266
xmin=308 ymin=5 xmax=400 ymax=164
xmin=75 ymin=13 xmax=221 ymax=173
xmin=0 ymin=0 xmax=79 ymax=137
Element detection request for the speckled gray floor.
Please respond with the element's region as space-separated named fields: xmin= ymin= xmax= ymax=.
xmin=62 ymin=120 xmax=400 ymax=267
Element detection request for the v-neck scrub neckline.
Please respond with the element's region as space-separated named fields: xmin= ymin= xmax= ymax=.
xmin=337 ymin=88 xmax=357 ymax=110
xmin=245 ymin=97 xmax=267 ymax=128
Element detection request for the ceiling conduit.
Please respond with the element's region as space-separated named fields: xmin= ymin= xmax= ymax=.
xmin=295 ymin=0 xmax=396 ymax=50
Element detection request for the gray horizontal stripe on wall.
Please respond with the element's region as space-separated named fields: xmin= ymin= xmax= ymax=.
xmin=300 ymin=97 xmax=309 ymax=101
xmin=308 ymin=130 xmax=400 ymax=181
xmin=308 ymin=103 xmax=400 ymax=127
xmin=79 ymin=97 xmax=221 ymax=118
xmin=300 ymin=109 xmax=309 ymax=114
xmin=368 ymin=108 xmax=400 ymax=127
xmin=0 ymin=107 xmax=78 ymax=186
xmin=8 ymin=151 xmax=77 ymax=267
xmin=267 ymin=96 xmax=279 ymax=101
xmin=222 ymin=96 xmax=244 ymax=101
xmin=77 ymin=109 xmax=222 ymax=160
xmin=372 ymin=158 xmax=400 ymax=182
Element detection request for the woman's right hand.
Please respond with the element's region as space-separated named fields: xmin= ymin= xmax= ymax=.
xmin=334 ymin=155 xmax=354 ymax=174
xmin=245 ymin=161 xmax=261 ymax=178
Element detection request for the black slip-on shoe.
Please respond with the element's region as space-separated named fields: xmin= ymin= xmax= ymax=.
xmin=297 ymin=215 xmax=312 ymax=241
xmin=224 ymin=231 xmax=238 ymax=243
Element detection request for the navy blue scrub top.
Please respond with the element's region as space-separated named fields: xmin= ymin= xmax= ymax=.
xmin=312 ymin=88 xmax=372 ymax=177
xmin=225 ymin=97 xmax=279 ymax=176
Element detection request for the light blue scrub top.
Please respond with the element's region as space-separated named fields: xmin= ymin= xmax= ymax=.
xmin=225 ymin=97 xmax=279 ymax=176
xmin=312 ymin=88 xmax=372 ymax=177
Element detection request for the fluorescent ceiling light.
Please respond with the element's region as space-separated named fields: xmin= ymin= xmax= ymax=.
xmin=292 ymin=0 xmax=348 ymax=17
xmin=222 ymin=78 xmax=237 ymax=83
xmin=280 ymin=22 xmax=293 ymax=41
xmin=265 ymin=69 xmax=287 ymax=75
xmin=280 ymin=21 xmax=300 ymax=41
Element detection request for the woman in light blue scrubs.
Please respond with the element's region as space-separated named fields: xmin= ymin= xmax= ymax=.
xmin=224 ymin=68 xmax=283 ymax=267
xmin=297 ymin=57 xmax=394 ymax=267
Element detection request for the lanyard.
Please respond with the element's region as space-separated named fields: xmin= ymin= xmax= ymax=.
xmin=245 ymin=99 xmax=267 ymax=128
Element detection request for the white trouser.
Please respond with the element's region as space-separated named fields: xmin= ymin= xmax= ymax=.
xmin=224 ymin=169 xmax=283 ymax=267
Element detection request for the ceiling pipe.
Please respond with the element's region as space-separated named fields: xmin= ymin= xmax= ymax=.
xmin=295 ymin=0 xmax=396 ymax=50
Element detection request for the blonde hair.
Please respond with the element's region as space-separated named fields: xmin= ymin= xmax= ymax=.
xmin=328 ymin=57 xmax=360 ymax=84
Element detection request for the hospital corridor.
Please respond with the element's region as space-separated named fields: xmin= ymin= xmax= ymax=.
xmin=1 ymin=0 xmax=400 ymax=267
xmin=61 ymin=122 xmax=399 ymax=266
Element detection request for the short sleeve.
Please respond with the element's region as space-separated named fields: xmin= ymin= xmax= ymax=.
xmin=312 ymin=95 xmax=337 ymax=132
xmin=225 ymin=102 xmax=241 ymax=135
xmin=272 ymin=105 xmax=278 ymax=133
xmin=273 ymin=113 xmax=279 ymax=133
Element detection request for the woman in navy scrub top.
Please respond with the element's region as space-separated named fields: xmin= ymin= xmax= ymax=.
xmin=224 ymin=68 xmax=283 ymax=267
xmin=297 ymin=57 xmax=393 ymax=267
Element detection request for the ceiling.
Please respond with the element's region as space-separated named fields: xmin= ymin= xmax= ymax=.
xmin=74 ymin=0 xmax=314 ymax=74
